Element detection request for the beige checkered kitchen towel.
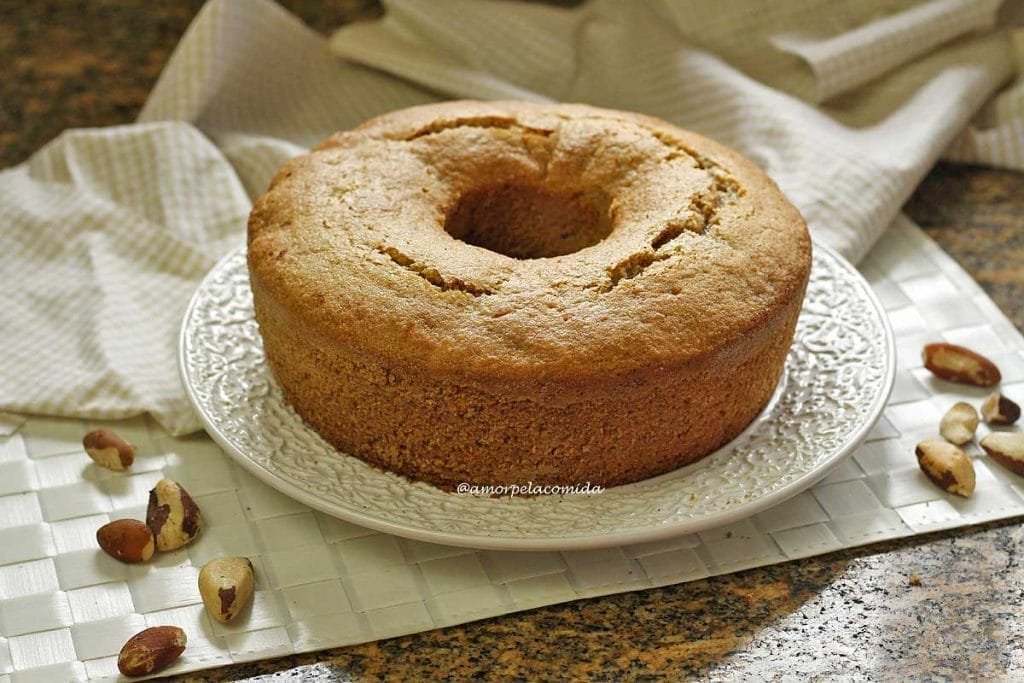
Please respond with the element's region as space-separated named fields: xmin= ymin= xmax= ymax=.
xmin=1 ymin=0 xmax=1023 ymax=434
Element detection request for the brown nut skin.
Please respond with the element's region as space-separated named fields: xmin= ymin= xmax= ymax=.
xmin=915 ymin=439 xmax=975 ymax=497
xmin=146 ymin=478 xmax=203 ymax=551
xmin=922 ymin=343 xmax=1001 ymax=387
xmin=199 ymin=557 xmax=255 ymax=623
xmin=939 ymin=402 xmax=979 ymax=445
xmin=117 ymin=625 xmax=186 ymax=677
xmin=82 ymin=428 xmax=135 ymax=471
xmin=981 ymin=432 xmax=1024 ymax=476
xmin=96 ymin=519 xmax=155 ymax=564
xmin=982 ymin=392 xmax=1021 ymax=426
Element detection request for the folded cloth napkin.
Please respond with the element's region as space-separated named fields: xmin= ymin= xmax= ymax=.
xmin=0 ymin=0 xmax=1022 ymax=434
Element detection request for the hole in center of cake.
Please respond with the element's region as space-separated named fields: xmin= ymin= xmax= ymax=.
xmin=444 ymin=182 xmax=613 ymax=259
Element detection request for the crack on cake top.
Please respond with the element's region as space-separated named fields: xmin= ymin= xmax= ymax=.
xmin=377 ymin=244 xmax=497 ymax=297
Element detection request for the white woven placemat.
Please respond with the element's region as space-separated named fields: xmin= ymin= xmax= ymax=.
xmin=1 ymin=215 xmax=1022 ymax=682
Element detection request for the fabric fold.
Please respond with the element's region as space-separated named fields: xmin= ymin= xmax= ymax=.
xmin=140 ymin=0 xmax=436 ymax=154
xmin=947 ymin=27 xmax=1024 ymax=170
xmin=0 ymin=122 xmax=250 ymax=434
xmin=771 ymin=0 xmax=1004 ymax=103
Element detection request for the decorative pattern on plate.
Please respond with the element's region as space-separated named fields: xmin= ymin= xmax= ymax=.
xmin=179 ymin=242 xmax=894 ymax=550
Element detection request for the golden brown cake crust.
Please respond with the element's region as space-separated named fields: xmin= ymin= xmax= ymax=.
xmin=248 ymin=100 xmax=812 ymax=489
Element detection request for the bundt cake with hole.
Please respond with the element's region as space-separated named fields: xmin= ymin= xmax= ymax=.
xmin=247 ymin=100 xmax=812 ymax=490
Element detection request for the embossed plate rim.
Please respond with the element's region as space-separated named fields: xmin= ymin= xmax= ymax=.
xmin=179 ymin=241 xmax=895 ymax=551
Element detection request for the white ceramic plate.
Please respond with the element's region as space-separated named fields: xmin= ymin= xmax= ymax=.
xmin=179 ymin=242 xmax=894 ymax=551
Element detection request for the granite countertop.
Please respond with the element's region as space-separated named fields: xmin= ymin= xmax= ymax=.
xmin=3 ymin=2 xmax=1024 ymax=680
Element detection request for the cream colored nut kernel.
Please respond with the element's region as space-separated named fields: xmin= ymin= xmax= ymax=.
xmin=922 ymin=343 xmax=1001 ymax=387
xmin=915 ymin=439 xmax=975 ymax=497
xmin=981 ymin=432 xmax=1024 ymax=476
xmin=939 ymin=402 xmax=979 ymax=445
xmin=981 ymin=391 xmax=1021 ymax=426
xmin=146 ymin=478 xmax=203 ymax=551
xmin=96 ymin=519 xmax=155 ymax=564
xmin=199 ymin=556 xmax=255 ymax=623
xmin=82 ymin=428 xmax=135 ymax=470
xmin=118 ymin=625 xmax=186 ymax=677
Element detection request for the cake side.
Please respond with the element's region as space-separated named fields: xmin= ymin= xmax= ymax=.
xmin=251 ymin=270 xmax=805 ymax=488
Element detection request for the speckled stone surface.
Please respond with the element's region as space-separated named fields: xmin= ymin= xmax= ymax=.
xmin=3 ymin=2 xmax=1024 ymax=680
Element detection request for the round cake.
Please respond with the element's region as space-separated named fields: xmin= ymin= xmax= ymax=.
xmin=247 ymin=100 xmax=812 ymax=490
